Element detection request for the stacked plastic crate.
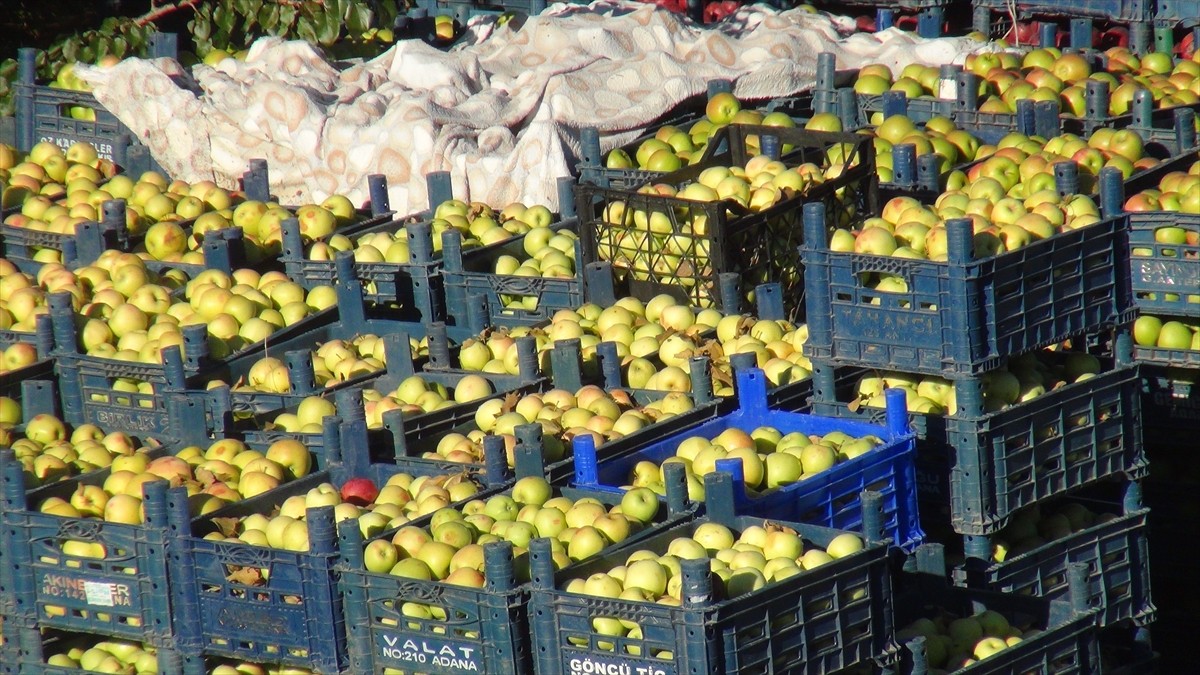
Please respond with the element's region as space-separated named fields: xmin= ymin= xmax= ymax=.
xmin=798 ymin=152 xmax=1156 ymax=667
xmin=1121 ymin=148 xmax=1200 ymax=668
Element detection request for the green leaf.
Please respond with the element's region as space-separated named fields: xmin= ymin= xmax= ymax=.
xmin=278 ymin=4 xmax=299 ymax=31
xmin=259 ymin=4 xmax=281 ymax=33
xmin=190 ymin=16 xmax=212 ymax=42
xmin=112 ymin=37 xmax=128 ymax=58
xmin=296 ymin=18 xmax=318 ymax=44
xmin=79 ymin=45 xmax=95 ymax=63
xmin=346 ymin=4 xmax=373 ymax=34
xmin=316 ymin=11 xmax=342 ymax=46
xmin=95 ymin=40 xmax=110 ymax=59
xmin=214 ymin=5 xmax=237 ymax=36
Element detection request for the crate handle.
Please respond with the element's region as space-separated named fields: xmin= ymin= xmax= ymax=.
xmin=733 ymin=367 xmax=768 ymax=411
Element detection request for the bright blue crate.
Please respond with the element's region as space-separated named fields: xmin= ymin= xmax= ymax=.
xmin=809 ymin=349 xmax=1146 ymax=536
xmin=800 ymin=175 xmax=1134 ymax=377
xmin=572 ymin=367 xmax=924 ymax=551
xmin=0 ymin=458 xmax=179 ymax=645
xmin=952 ymin=481 xmax=1154 ymax=629
xmin=529 ymin=473 xmax=894 ymax=675
xmin=336 ymin=446 xmax=693 ymax=675
xmin=891 ymin=544 xmax=1102 ymax=675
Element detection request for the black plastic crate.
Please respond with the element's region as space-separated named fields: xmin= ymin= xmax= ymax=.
xmin=801 ymin=168 xmax=1134 ymax=377
xmin=529 ymin=473 xmax=894 ymax=675
xmin=579 ymin=123 xmax=878 ymax=321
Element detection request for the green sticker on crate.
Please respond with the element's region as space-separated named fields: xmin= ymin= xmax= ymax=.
xmin=375 ymin=633 xmax=481 ymax=673
xmin=565 ymin=653 xmax=674 ymax=675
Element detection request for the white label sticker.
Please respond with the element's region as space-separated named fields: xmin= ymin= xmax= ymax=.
xmin=938 ymin=78 xmax=957 ymax=100
xmin=83 ymin=581 xmax=115 ymax=607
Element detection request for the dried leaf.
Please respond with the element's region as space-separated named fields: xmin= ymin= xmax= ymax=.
xmin=847 ymin=400 xmax=862 ymax=413
xmin=211 ymin=517 xmax=241 ymax=538
xmin=226 ymin=566 xmax=265 ymax=586
xmin=195 ymin=467 xmax=219 ymax=487
xmin=712 ymin=369 xmax=735 ymax=388
xmin=501 ymin=392 xmax=521 ymax=414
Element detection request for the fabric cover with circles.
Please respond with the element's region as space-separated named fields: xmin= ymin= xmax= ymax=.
xmin=75 ymin=1 xmax=994 ymax=214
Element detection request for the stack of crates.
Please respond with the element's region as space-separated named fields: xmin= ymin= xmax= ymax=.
xmin=1120 ymin=148 xmax=1200 ymax=667
xmin=798 ymin=151 xmax=1156 ymax=657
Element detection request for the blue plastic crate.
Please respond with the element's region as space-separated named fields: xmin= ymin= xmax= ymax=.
xmin=580 ymin=123 xmax=879 ymax=321
xmin=952 ymin=481 xmax=1154 ymax=629
xmin=801 ymin=190 xmax=1134 ymax=377
xmin=972 ymin=0 xmax=1151 ymax=22
xmin=1128 ymin=213 xmax=1200 ymax=317
xmin=48 ymin=264 xmax=459 ymax=444
xmin=1157 ymin=0 xmax=1200 ymax=26
xmin=573 ymin=367 xmax=924 ymax=551
xmin=10 ymin=626 xmax=191 ymax=674
xmin=809 ymin=349 xmax=1146 ymax=535
xmin=336 ymin=446 xmax=693 ymax=675
xmin=0 ymin=457 xmax=180 ymax=644
xmin=891 ymin=544 xmax=1102 ymax=675
xmin=1140 ymin=373 xmax=1198 ymax=448
xmin=529 ymin=473 xmax=894 ymax=675
xmin=167 ymin=448 xmax=464 ymax=673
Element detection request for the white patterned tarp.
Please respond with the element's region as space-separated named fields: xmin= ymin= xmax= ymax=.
xmin=74 ymin=1 xmax=996 ymax=213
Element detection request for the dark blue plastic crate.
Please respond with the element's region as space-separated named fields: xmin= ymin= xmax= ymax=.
xmin=10 ymin=626 xmax=191 ymax=674
xmin=801 ymin=192 xmax=1134 ymax=377
xmin=579 ymin=123 xmax=878 ymax=321
xmin=1157 ymin=0 xmax=1200 ymax=25
xmin=11 ymin=37 xmax=177 ymax=177
xmin=809 ymin=350 xmax=1146 ymax=535
xmin=529 ymin=473 xmax=894 ymax=675
xmin=891 ymin=544 xmax=1102 ymax=675
xmin=167 ymin=454 xmax=446 ymax=673
xmin=336 ymin=446 xmax=693 ymax=675
xmin=972 ymin=0 xmax=1151 ymax=22
xmin=573 ymin=367 xmax=924 ymax=551
xmin=48 ymin=263 xmax=458 ymax=443
xmin=231 ymin=342 xmax=548 ymax=465
xmin=1127 ymin=212 xmax=1200 ymax=317
xmin=0 ymin=457 xmax=180 ymax=644
xmin=952 ymin=481 xmax=1154 ymax=629
xmin=1140 ymin=373 xmax=1198 ymax=447
xmin=442 ymin=218 xmax=616 ymax=330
